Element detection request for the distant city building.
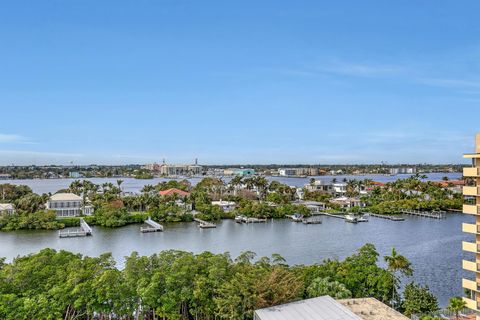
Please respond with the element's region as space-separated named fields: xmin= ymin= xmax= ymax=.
xmin=223 ymin=168 xmax=255 ymax=176
xmin=45 ymin=193 xmax=94 ymax=217
xmin=211 ymin=200 xmax=236 ymax=212
xmin=144 ymin=161 xmax=203 ymax=176
xmin=278 ymin=168 xmax=297 ymax=176
xmin=69 ymin=171 xmax=83 ymax=179
xmin=0 ymin=203 xmax=15 ymax=215
xmin=389 ymin=167 xmax=417 ymax=175
xmin=278 ymin=168 xmax=319 ymax=176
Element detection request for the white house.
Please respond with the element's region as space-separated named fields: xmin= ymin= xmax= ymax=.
xmin=211 ymin=200 xmax=236 ymax=212
xmin=330 ymin=196 xmax=365 ymax=209
xmin=332 ymin=183 xmax=347 ymax=195
xmin=0 ymin=203 xmax=15 ymax=215
xmin=293 ymin=200 xmax=326 ymax=213
xmin=45 ymin=193 xmax=94 ymax=217
xmin=305 ymin=180 xmax=333 ymax=193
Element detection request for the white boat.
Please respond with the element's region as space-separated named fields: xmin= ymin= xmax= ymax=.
xmin=345 ymin=214 xmax=358 ymax=223
xmin=357 ymin=215 xmax=369 ymax=222
xmin=289 ymin=213 xmax=304 ymax=222
xmin=235 ymin=215 xmax=245 ymax=223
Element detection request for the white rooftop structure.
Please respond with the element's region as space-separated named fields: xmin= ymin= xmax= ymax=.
xmin=211 ymin=200 xmax=236 ymax=212
xmin=46 ymin=193 xmax=93 ymax=217
xmin=0 ymin=203 xmax=14 ymax=210
xmin=254 ymin=296 xmax=362 ymax=320
xmin=49 ymin=193 xmax=82 ymax=201
xmin=0 ymin=203 xmax=15 ymax=214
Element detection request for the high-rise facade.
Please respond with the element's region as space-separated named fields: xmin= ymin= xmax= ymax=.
xmin=462 ymin=133 xmax=480 ymax=316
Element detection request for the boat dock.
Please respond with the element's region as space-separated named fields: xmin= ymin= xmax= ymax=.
xmin=369 ymin=213 xmax=405 ymax=221
xmin=59 ymin=218 xmax=93 ymax=238
xmin=194 ymin=218 xmax=216 ymax=228
xmin=302 ymin=217 xmax=322 ymax=224
xmin=244 ymin=217 xmax=268 ymax=223
xmin=141 ymin=217 xmax=164 ymax=233
xmin=400 ymin=209 xmax=446 ymax=219
xmin=319 ymin=212 xmax=346 ymax=220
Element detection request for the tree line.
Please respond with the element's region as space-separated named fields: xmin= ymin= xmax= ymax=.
xmin=0 ymin=244 xmax=444 ymax=319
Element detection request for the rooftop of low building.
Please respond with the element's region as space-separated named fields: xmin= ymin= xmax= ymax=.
xmin=338 ymin=298 xmax=409 ymax=320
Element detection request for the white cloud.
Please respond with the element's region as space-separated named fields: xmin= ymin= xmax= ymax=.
xmin=0 ymin=150 xmax=83 ymax=158
xmin=316 ymin=60 xmax=407 ymax=77
xmin=0 ymin=134 xmax=26 ymax=143
xmin=417 ymin=77 xmax=480 ymax=90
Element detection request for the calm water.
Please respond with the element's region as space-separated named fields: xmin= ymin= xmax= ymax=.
xmin=0 ymin=172 xmax=461 ymax=194
xmin=0 ymin=213 xmax=472 ymax=306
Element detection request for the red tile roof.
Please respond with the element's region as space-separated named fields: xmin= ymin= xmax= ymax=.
xmin=436 ymin=180 xmax=464 ymax=187
xmin=159 ymin=188 xmax=189 ymax=197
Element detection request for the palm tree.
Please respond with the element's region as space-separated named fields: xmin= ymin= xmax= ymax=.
xmin=116 ymin=179 xmax=124 ymax=190
xmin=447 ymin=297 xmax=466 ymax=320
xmin=384 ymin=248 xmax=413 ymax=308
xmin=141 ymin=184 xmax=155 ymax=195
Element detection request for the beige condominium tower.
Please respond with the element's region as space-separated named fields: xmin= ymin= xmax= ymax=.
xmin=463 ymin=133 xmax=480 ymax=316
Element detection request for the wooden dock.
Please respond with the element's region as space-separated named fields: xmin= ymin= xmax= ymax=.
xmin=59 ymin=218 xmax=92 ymax=238
xmin=400 ymin=209 xmax=446 ymax=219
xmin=194 ymin=218 xmax=216 ymax=228
xmin=369 ymin=213 xmax=405 ymax=221
xmin=141 ymin=217 xmax=164 ymax=233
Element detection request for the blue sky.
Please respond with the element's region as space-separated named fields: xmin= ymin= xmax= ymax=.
xmin=0 ymin=1 xmax=479 ymax=165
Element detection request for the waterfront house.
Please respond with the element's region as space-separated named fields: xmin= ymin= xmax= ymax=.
xmin=0 ymin=203 xmax=15 ymax=215
xmin=45 ymin=193 xmax=94 ymax=217
xmin=0 ymin=174 xmax=11 ymax=180
xmin=305 ymin=179 xmax=334 ymax=193
xmin=330 ymin=196 xmax=365 ymax=209
xmin=332 ymin=183 xmax=348 ymax=196
xmin=436 ymin=179 xmax=464 ymax=193
xmin=254 ymin=296 xmax=408 ymax=320
xmin=211 ymin=200 xmax=236 ymax=212
xmin=175 ymin=199 xmax=193 ymax=211
xmin=293 ymin=200 xmax=326 ymax=213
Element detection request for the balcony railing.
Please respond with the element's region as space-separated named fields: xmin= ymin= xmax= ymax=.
xmin=463 ymin=241 xmax=478 ymax=253
xmin=464 ymin=167 xmax=480 ymax=177
xmin=463 ymin=260 xmax=478 ymax=272
xmin=464 ymin=186 xmax=480 ymax=196
xmin=463 ymin=278 xmax=479 ymax=292
xmin=462 ymin=223 xmax=479 ymax=234
xmin=463 ymin=296 xmax=478 ymax=311
xmin=464 ymin=204 xmax=480 ymax=215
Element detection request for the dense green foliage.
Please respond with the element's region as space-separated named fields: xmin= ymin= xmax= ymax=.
xmin=365 ymin=175 xmax=462 ymax=213
xmin=306 ymin=277 xmax=351 ymax=299
xmin=0 ymin=244 xmax=432 ymax=320
xmin=401 ymin=282 xmax=439 ymax=316
xmin=0 ymin=210 xmax=63 ymax=230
